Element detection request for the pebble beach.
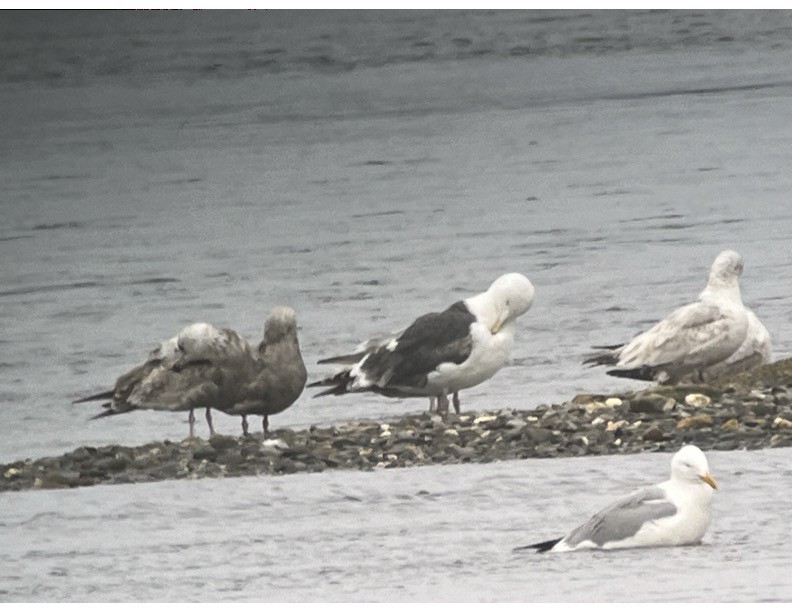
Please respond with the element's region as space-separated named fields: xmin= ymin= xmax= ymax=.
xmin=4 ymin=358 xmax=791 ymax=494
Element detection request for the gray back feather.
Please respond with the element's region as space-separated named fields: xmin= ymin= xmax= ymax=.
xmin=564 ymin=486 xmax=677 ymax=548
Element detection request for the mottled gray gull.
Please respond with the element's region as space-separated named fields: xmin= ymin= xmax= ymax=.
xmin=309 ymin=272 xmax=535 ymax=413
xmin=514 ymin=445 xmax=717 ymax=553
xmin=75 ymin=322 xmax=256 ymax=438
xmin=221 ymin=305 xmax=307 ymax=436
xmin=682 ymin=307 xmax=770 ymax=383
xmin=584 ymin=249 xmax=749 ymax=384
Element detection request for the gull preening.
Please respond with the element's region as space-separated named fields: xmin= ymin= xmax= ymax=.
xmin=514 ymin=445 xmax=717 ymax=553
xmin=309 ymin=272 xmax=535 ymax=413
xmin=74 ymin=306 xmax=307 ymax=438
xmin=72 ymin=323 xmax=239 ymax=437
xmin=584 ymin=250 xmax=753 ymax=384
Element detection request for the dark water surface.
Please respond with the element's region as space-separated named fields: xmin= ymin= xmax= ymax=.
xmin=2 ymin=10 xmax=792 ymax=601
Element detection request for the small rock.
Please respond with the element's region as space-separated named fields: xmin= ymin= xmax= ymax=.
xmin=629 ymin=394 xmax=669 ymax=414
xmin=209 ymin=435 xmax=238 ymax=451
xmin=721 ymin=418 xmax=740 ymax=431
xmin=3 ymin=467 xmax=22 ymax=480
xmin=605 ymin=397 xmax=623 ymax=408
xmin=473 ymin=415 xmax=497 ymax=424
xmin=772 ymin=417 xmax=792 ymax=428
xmin=676 ymin=414 xmax=713 ymax=429
xmin=192 ymin=445 xmax=218 ymax=461
xmin=685 ymin=393 xmax=711 ymax=408
xmin=643 ymin=426 xmax=669 ymax=442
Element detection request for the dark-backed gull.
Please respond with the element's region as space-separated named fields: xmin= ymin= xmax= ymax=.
xmin=310 ymin=272 xmax=535 ymax=412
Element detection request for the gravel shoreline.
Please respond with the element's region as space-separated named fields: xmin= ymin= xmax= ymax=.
xmin=3 ymin=359 xmax=792 ymax=494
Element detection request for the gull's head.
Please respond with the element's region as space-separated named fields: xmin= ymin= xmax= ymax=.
xmin=708 ymin=250 xmax=743 ymax=286
xmin=149 ymin=335 xmax=179 ymax=363
xmin=264 ymin=306 xmax=299 ymax=343
xmin=671 ymin=444 xmax=717 ymax=489
xmin=486 ymin=273 xmax=535 ymax=334
xmin=169 ymin=322 xmax=223 ymax=370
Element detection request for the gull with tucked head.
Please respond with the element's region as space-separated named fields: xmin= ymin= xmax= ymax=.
xmin=310 ymin=272 xmax=535 ymax=413
xmin=74 ymin=307 xmax=307 ymax=438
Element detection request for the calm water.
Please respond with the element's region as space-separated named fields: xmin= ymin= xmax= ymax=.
xmin=2 ymin=448 xmax=792 ymax=602
xmin=2 ymin=10 xmax=792 ymax=601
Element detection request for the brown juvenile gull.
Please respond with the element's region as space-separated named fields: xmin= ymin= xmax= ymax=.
xmin=584 ymin=250 xmax=749 ymax=384
xmin=514 ymin=445 xmax=717 ymax=553
xmin=221 ymin=305 xmax=307 ymax=436
xmin=309 ymin=273 xmax=535 ymax=413
xmin=74 ymin=322 xmax=256 ymax=438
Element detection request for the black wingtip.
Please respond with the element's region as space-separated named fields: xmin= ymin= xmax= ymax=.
xmin=513 ymin=537 xmax=562 ymax=554
xmin=73 ymin=389 xmax=114 ymax=404
xmin=89 ymin=408 xmax=115 ymax=420
xmin=582 ymin=346 xmax=622 ymax=367
xmin=606 ymin=366 xmax=657 ymax=381
xmin=311 ymin=387 xmax=340 ymax=398
xmin=318 ymin=355 xmax=351 ymax=365
xmin=308 ymin=370 xmax=353 ymax=395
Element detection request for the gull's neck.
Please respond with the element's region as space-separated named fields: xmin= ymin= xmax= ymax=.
xmin=464 ymin=291 xmax=497 ymax=330
xmin=699 ymin=278 xmax=743 ymax=307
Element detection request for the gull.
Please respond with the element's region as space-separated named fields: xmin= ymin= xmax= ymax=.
xmin=309 ymin=273 xmax=535 ymax=413
xmin=514 ymin=445 xmax=717 ymax=553
xmin=686 ymin=308 xmax=771 ymax=383
xmin=222 ymin=306 xmax=307 ymax=436
xmin=75 ymin=322 xmax=255 ymax=438
xmin=584 ymin=250 xmax=749 ymax=384
xmin=74 ymin=307 xmax=307 ymax=438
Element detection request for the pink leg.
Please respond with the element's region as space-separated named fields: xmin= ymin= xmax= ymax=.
xmin=205 ymin=408 xmax=215 ymax=437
